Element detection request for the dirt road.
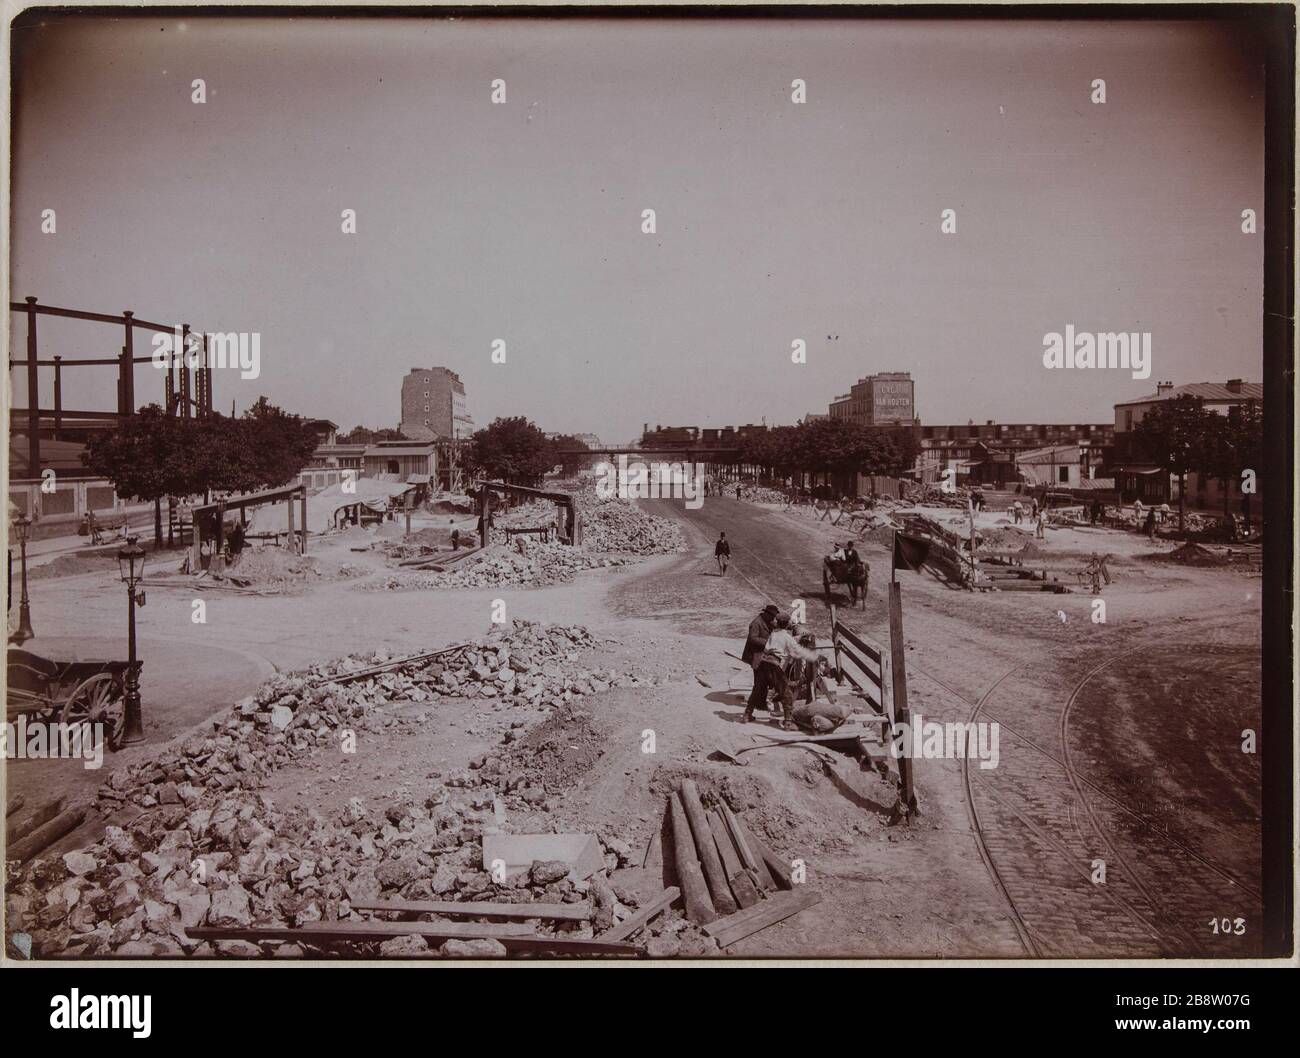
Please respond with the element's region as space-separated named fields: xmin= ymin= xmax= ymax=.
xmin=622 ymin=496 xmax=1263 ymax=958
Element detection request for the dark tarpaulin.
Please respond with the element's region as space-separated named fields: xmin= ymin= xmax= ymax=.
xmin=893 ymin=532 xmax=930 ymax=573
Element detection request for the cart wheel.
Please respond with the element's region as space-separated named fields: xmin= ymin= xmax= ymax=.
xmin=61 ymin=673 xmax=126 ymax=752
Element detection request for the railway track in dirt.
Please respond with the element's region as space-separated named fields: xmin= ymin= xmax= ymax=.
xmin=961 ymin=646 xmax=1261 ymax=958
xmin=639 ymin=498 xmax=1262 ymax=958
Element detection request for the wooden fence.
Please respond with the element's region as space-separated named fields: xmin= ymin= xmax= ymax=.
xmin=828 ymin=581 xmax=917 ymax=811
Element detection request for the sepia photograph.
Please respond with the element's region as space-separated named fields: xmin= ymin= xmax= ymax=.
xmin=2 ymin=1 xmax=1294 ymax=1006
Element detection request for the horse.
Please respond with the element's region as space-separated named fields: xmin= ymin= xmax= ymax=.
xmin=823 ymin=555 xmax=870 ymax=608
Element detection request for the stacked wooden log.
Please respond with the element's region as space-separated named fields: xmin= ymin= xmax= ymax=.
xmin=663 ymin=781 xmax=819 ymax=949
xmin=6 ymin=795 xmax=88 ymax=864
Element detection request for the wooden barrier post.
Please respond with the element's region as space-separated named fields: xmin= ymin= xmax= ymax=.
xmin=888 ymin=581 xmax=917 ymax=812
xmin=828 ymin=604 xmax=843 ymax=686
xmin=52 ymin=355 xmax=63 ymax=437
xmin=299 ymin=487 xmax=308 ymax=554
xmin=25 ymin=297 xmax=40 ymax=476
xmin=214 ymin=499 xmax=226 ymax=561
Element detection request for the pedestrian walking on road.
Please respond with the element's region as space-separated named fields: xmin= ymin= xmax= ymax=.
xmin=1035 ymin=509 xmax=1046 ymax=540
xmin=1145 ymin=508 xmax=1157 ymax=541
xmin=714 ymin=532 xmax=731 ymax=575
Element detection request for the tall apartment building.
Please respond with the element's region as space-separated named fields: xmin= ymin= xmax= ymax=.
xmin=828 ymin=371 xmax=916 ymax=426
xmin=398 ymin=367 xmax=474 ymax=440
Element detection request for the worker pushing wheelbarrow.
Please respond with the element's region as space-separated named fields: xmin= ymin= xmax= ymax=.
xmin=822 ymin=541 xmax=869 ymax=608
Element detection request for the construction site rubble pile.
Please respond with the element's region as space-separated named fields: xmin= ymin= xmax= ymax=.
xmin=7 ymin=788 xmax=643 ymax=958
xmin=91 ymin=621 xmax=618 ymax=810
xmin=365 ymin=489 xmax=683 ymax=592
xmin=203 ymin=548 xmax=327 ymax=591
xmin=365 ymin=540 xmax=635 ymax=592
xmin=6 ymin=622 xmax=672 ymax=958
xmin=738 ymin=485 xmax=788 ymax=505
xmin=574 ymin=494 xmax=687 ymax=555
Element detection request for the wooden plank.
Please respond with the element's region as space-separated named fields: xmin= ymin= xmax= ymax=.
xmin=706 ymin=811 xmax=744 ymax=877
xmin=703 ymin=889 xmax=822 ymax=946
xmin=7 ymin=797 xmax=64 ymax=842
xmin=740 ymin=828 xmax=794 ymax=891
xmin=844 ymin=654 xmax=883 ymax=687
xmin=8 ymin=807 xmax=86 ymax=864
xmin=315 ymin=643 xmax=471 ymax=686
xmin=747 ymin=725 xmax=881 ymax=745
xmin=349 ymin=898 xmax=593 ymax=922
xmin=718 ymin=806 xmax=769 ymax=896
xmin=601 ymin=887 xmax=680 ymax=942
xmin=186 ymin=923 xmax=637 ymax=956
xmin=833 ymin=622 xmax=882 ymax=664
xmin=679 ymin=781 xmax=736 ymax=915
xmin=829 ymin=604 xmax=843 ymax=681
xmin=6 ymin=794 xmax=25 ymax=818
xmin=707 ymin=811 xmax=760 ymax=909
xmin=732 ymin=818 xmax=778 ymax=892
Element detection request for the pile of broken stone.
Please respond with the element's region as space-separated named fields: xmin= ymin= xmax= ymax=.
xmin=575 ymin=494 xmax=687 ymax=555
xmin=5 ymin=621 xmax=707 ymax=959
xmin=364 ymin=540 xmax=637 ymax=592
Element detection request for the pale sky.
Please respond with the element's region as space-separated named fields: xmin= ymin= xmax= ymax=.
xmin=9 ymin=14 xmax=1265 ymax=441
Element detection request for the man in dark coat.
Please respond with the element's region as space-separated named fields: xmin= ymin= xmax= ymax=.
xmin=741 ymin=604 xmax=779 ymax=720
xmin=715 ymin=532 xmax=731 ymax=575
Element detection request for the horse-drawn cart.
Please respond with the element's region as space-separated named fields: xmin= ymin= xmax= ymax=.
xmin=6 ymin=648 xmax=138 ymax=751
xmin=822 ymin=554 xmax=869 ymax=607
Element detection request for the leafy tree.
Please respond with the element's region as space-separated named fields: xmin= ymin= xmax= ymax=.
xmin=82 ymin=405 xmax=194 ymax=545
xmin=339 ymin=425 xmax=406 ymax=444
xmin=548 ymin=434 xmax=593 ymax=476
xmin=729 ymin=421 xmax=918 ymax=490
xmin=472 ymin=417 xmax=554 ymax=486
xmin=1201 ymin=399 xmax=1264 ymax=522
xmin=870 ymin=426 xmax=919 ymax=477
xmin=83 ymin=398 xmax=320 ymax=545
xmin=238 ymin=396 xmax=321 ymax=490
xmin=1133 ymin=394 xmax=1219 ymax=532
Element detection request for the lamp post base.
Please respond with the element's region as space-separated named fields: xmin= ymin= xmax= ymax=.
xmin=121 ymin=693 xmax=146 ymax=744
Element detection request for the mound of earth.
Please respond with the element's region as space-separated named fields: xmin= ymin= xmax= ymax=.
xmin=217 ymin=548 xmax=324 ymax=589
xmin=29 ymin=552 xmax=119 ymax=580
xmin=1150 ymin=542 xmax=1226 ymax=566
xmin=481 ymin=703 xmax=607 ymax=798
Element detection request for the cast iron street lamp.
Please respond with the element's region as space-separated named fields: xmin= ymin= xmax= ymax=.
xmin=117 ymin=536 xmax=147 ymax=744
xmin=10 ymin=513 xmax=34 ymax=644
